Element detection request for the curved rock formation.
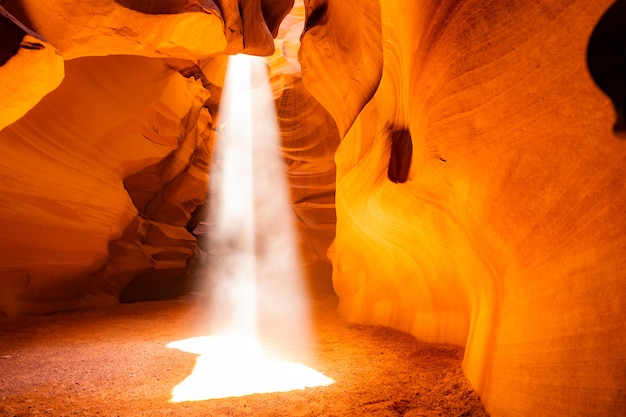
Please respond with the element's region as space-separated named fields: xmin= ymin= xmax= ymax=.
xmin=300 ymin=0 xmax=626 ymax=415
xmin=1 ymin=0 xmax=626 ymax=415
xmin=299 ymin=0 xmax=383 ymax=137
xmin=0 ymin=0 xmax=292 ymax=313
xmin=0 ymin=55 xmax=213 ymax=314
xmin=588 ymin=0 xmax=626 ymax=137
xmin=0 ymin=6 xmax=63 ymax=130
xmin=276 ymin=77 xmax=339 ymax=289
xmin=5 ymin=0 xmax=226 ymax=60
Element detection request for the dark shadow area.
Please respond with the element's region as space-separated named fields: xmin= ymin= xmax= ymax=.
xmin=260 ymin=0 xmax=294 ymax=37
xmin=113 ymin=0 xmax=212 ymax=15
xmin=120 ymin=268 xmax=198 ymax=303
xmin=387 ymin=125 xmax=413 ymax=183
xmin=303 ymin=0 xmax=328 ymax=33
xmin=0 ymin=13 xmax=25 ymax=66
xmin=0 ymin=0 xmax=35 ymax=32
xmin=587 ymin=0 xmax=626 ymax=138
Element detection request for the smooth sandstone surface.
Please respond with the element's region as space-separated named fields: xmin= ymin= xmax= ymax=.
xmin=300 ymin=0 xmax=626 ymax=415
xmin=1 ymin=0 xmax=625 ymax=416
xmin=0 ymin=55 xmax=212 ymax=313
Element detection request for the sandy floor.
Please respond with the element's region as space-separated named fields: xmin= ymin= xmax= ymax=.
xmin=0 ymin=293 xmax=488 ymax=416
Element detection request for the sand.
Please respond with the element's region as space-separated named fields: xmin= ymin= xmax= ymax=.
xmin=0 ymin=293 xmax=488 ymax=416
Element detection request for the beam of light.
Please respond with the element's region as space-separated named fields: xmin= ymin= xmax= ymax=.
xmin=168 ymin=54 xmax=333 ymax=402
xmin=205 ymin=53 xmax=256 ymax=338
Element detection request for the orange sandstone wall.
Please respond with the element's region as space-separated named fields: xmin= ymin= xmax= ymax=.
xmin=0 ymin=0 xmax=297 ymax=313
xmin=0 ymin=55 xmax=213 ymax=314
xmin=2 ymin=0 xmax=625 ymax=415
xmin=301 ymin=0 xmax=626 ymax=415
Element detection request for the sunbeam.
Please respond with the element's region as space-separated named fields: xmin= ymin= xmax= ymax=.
xmin=206 ymin=54 xmax=256 ymax=338
xmin=168 ymin=54 xmax=333 ymax=402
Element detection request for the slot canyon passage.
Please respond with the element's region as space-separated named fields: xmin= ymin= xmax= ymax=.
xmin=1 ymin=0 xmax=626 ymax=415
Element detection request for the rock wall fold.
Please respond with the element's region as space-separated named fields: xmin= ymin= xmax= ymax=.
xmin=300 ymin=0 xmax=626 ymax=415
xmin=0 ymin=55 xmax=213 ymax=314
xmin=0 ymin=0 xmax=300 ymax=314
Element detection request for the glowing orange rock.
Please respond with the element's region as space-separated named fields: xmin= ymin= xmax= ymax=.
xmin=300 ymin=0 xmax=626 ymax=415
xmin=2 ymin=0 xmax=625 ymax=415
xmin=0 ymin=55 xmax=213 ymax=314
xmin=6 ymin=0 xmax=226 ymax=60
xmin=0 ymin=6 xmax=63 ymax=131
xmin=0 ymin=0 xmax=291 ymax=314
xmin=300 ymin=0 xmax=383 ymax=137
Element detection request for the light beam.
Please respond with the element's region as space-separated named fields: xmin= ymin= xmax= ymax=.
xmin=168 ymin=54 xmax=333 ymax=402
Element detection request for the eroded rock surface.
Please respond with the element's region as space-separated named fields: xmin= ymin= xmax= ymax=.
xmin=300 ymin=0 xmax=626 ymax=415
xmin=1 ymin=0 xmax=626 ymax=416
xmin=0 ymin=55 xmax=213 ymax=314
xmin=0 ymin=0 xmax=303 ymax=314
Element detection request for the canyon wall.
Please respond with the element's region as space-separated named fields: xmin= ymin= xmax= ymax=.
xmin=300 ymin=0 xmax=626 ymax=415
xmin=0 ymin=0 xmax=299 ymax=313
xmin=1 ymin=0 xmax=625 ymax=415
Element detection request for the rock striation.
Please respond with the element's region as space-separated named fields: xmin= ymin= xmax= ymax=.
xmin=1 ymin=0 xmax=625 ymax=416
xmin=0 ymin=0 xmax=296 ymax=313
xmin=300 ymin=0 xmax=626 ymax=415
